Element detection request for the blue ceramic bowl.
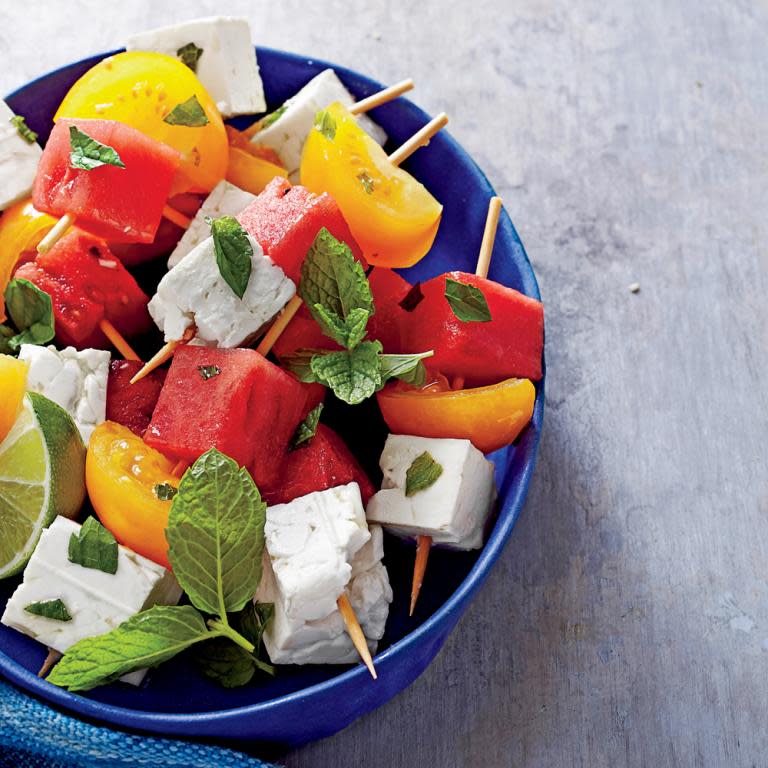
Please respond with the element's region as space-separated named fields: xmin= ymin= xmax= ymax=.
xmin=0 ymin=47 xmax=545 ymax=747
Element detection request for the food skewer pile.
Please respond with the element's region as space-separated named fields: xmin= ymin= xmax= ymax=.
xmin=0 ymin=15 xmax=543 ymax=690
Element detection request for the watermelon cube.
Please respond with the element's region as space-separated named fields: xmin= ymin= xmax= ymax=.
xmin=402 ymin=271 xmax=544 ymax=384
xmin=106 ymin=360 xmax=166 ymax=437
xmin=263 ymin=424 xmax=375 ymax=506
xmin=237 ymin=177 xmax=364 ymax=284
xmin=14 ymin=230 xmax=151 ymax=349
xmin=146 ymin=346 xmax=308 ymax=489
xmin=33 ymin=118 xmax=180 ymax=244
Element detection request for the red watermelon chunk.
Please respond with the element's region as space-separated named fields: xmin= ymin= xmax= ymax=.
xmin=14 ymin=230 xmax=151 ymax=349
xmin=402 ymin=271 xmax=544 ymax=385
xmin=33 ymin=118 xmax=180 ymax=244
xmin=263 ymin=424 xmax=375 ymax=506
xmin=106 ymin=360 xmax=167 ymax=437
xmin=237 ymin=177 xmax=364 ymax=284
xmin=146 ymin=346 xmax=308 ymax=489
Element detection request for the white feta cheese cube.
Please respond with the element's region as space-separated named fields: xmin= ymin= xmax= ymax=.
xmin=264 ymin=483 xmax=370 ymax=622
xmin=366 ymin=435 xmax=496 ymax=550
xmin=149 ymin=233 xmax=294 ymax=347
xmin=255 ymin=500 xmax=392 ymax=665
xmin=126 ymin=17 xmax=266 ymax=117
xmin=250 ymin=68 xmax=387 ymax=181
xmin=1 ymin=517 xmax=181 ymax=684
xmin=18 ymin=345 xmax=109 ymax=445
xmin=167 ymin=181 xmax=256 ymax=269
xmin=0 ymin=100 xmax=42 ymax=211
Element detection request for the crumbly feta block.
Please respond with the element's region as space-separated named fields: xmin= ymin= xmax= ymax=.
xmin=18 ymin=345 xmax=109 ymax=445
xmin=250 ymin=68 xmax=387 ymax=181
xmin=126 ymin=17 xmax=266 ymax=117
xmin=0 ymin=100 xmax=42 ymax=211
xmin=366 ymin=435 xmax=496 ymax=550
xmin=1 ymin=517 xmax=181 ymax=684
xmin=264 ymin=483 xmax=370 ymax=622
xmin=167 ymin=181 xmax=256 ymax=269
xmin=149 ymin=233 xmax=294 ymax=347
xmin=255 ymin=497 xmax=392 ymax=665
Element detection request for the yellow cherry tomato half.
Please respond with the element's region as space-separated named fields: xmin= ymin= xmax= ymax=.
xmin=55 ymin=52 xmax=228 ymax=195
xmin=226 ymin=146 xmax=287 ymax=196
xmin=0 ymin=199 xmax=57 ymax=321
xmin=300 ymin=102 xmax=443 ymax=268
xmin=377 ymin=377 xmax=536 ymax=454
xmin=86 ymin=421 xmax=178 ymax=568
xmin=0 ymin=354 xmax=28 ymax=444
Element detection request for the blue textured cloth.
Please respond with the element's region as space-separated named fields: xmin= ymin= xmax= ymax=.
xmin=0 ymin=678 xmax=280 ymax=768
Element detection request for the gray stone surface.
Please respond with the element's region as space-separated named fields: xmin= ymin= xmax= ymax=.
xmin=2 ymin=1 xmax=767 ymax=766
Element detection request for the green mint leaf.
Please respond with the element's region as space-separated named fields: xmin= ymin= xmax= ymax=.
xmin=210 ymin=215 xmax=253 ymax=300
xmin=299 ymin=228 xmax=373 ymax=348
xmin=260 ymin=103 xmax=288 ymax=129
xmin=444 ymin=278 xmax=492 ymax=323
xmin=197 ymin=364 xmax=221 ymax=380
xmin=177 ymin=42 xmax=204 ymax=72
xmin=4 ymin=278 xmax=55 ymax=350
xmin=25 ymin=599 xmax=72 ymax=622
xmin=10 ymin=114 xmax=37 ymax=144
xmin=379 ymin=351 xmax=434 ymax=388
xmin=167 ymin=448 xmax=266 ymax=617
xmin=47 ymin=605 xmax=211 ymax=691
xmin=405 ymin=451 xmax=443 ymax=496
xmin=291 ymin=403 xmax=324 ymax=449
xmin=280 ymin=348 xmax=325 ymax=383
xmin=314 ymin=109 xmax=336 ymax=140
xmin=154 ymin=483 xmax=178 ymax=501
xmin=195 ymin=603 xmax=275 ymax=687
xmin=68 ymin=517 xmax=118 ymax=575
xmin=0 ymin=324 xmax=16 ymax=355
xmin=163 ymin=95 xmax=210 ymax=127
xmin=310 ymin=341 xmax=382 ymax=405
xmin=311 ymin=304 xmax=369 ymax=349
xmin=357 ymin=171 xmax=375 ymax=194
xmin=69 ymin=125 xmax=125 ymax=171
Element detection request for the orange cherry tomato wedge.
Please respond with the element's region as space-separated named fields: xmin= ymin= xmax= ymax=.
xmin=0 ymin=354 xmax=28 ymax=444
xmin=226 ymin=146 xmax=288 ymax=196
xmin=226 ymin=126 xmax=284 ymax=166
xmin=55 ymin=52 xmax=228 ymax=195
xmin=0 ymin=199 xmax=57 ymax=321
xmin=86 ymin=421 xmax=178 ymax=568
xmin=377 ymin=377 xmax=536 ymax=454
xmin=300 ymin=101 xmax=443 ymax=268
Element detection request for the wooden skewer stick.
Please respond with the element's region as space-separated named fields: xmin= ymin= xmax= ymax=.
xmin=256 ymin=295 xmax=303 ymax=356
xmin=36 ymin=213 xmax=75 ymax=254
xmin=337 ymin=592 xmax=377 ymax=679
xmin=171 ymin=459 xmax=189 ymax=478
xmin=388 ymin=112 xmax=449 ymax=167
xmin=99 ymin=318 xmax=140 ymax=362
xmin=129 ymin=325 xmax=196 ymax=384
xmin=162 ymin=204 xmax=193 ymax=230
xmin=38 ymin=648 xmax=62 ymax=678
xmin=349 ymin=79 xmax=415 ymax=115
xmin=410 ymin=197 xmax=504 ymax=616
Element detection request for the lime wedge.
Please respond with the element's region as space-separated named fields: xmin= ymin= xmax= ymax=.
xmin=0 ymin=392 xmax=86 ymax=578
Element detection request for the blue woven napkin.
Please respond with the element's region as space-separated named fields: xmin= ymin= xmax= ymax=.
xmin=0 ymin=677 xmax=280 ymax=768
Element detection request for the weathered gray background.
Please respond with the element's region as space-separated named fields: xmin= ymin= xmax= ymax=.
xmin=2 ymin=1 xmax=767 ymax=766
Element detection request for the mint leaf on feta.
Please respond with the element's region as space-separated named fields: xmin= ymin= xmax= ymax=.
xmin=310 ymin=341 xmax=383 ymax=405
xmin=405 ymin=452 xmax=443 ymax=496
xmin=163 ymin=95 xmax=210 ymax=127
xmin=4 ymin=278 xmax=55 ymax=350
xmin=47 ymin=605 xmax=212 ymax=691
xmin=25 ymin=599 xmax=72 ymax=622
xmin=69 ymin=125 xmax=125 ymax=170
xmin=291 ymin=403 xmax=324 ymax=449
xmin=167 ymin=448 xmax=266 ymax=616
xmin=10 ymin=114 xmax=37 ymax=144
xmin=68 ymin=517 xmax=118 ymax=575
xmin=209 ymin=215 xmax=253 ymax=300
xmin=177 ymin=42 xmax=204 ymax=73
xmin=260 ymin=103 xmax=288 ymax=129
xmin=444 ymin=278 xmax=492 ymax=322
xmin=300 ymin=228 xmax=373 ymax=349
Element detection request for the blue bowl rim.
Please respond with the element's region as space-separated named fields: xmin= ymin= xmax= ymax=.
xmin=0 ymin=44 xmax=545 ymax=733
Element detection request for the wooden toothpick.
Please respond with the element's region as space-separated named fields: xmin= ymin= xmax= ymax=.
xmin=388 ymin=112 xmax=449 ymax=167
xmin=99 ymin=318 xmax=140 ymax=362
xmin=349 ymin=79 xmax=415 ymax=115
xmin=337 ymin=592 xmax=377 ymax=679
xmin=129 ymin=325 xmax=196 ymax=384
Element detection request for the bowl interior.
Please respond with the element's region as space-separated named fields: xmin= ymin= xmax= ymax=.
xmin=0 ymin=47 xmax=543 ymax=739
